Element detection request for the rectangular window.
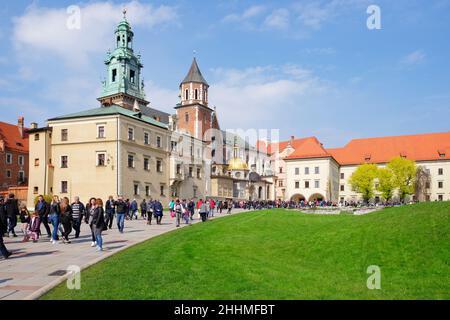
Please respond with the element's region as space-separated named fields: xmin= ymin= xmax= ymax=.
xmin=295 ymin=168 xmax=299 ymax=175
xmin=134 ymin=184 xmax=139 ymax=196
xmin=128 ymin=155 xmax=134 ymax=168
xmin=438 ymin=181 xmax=444 ymax=189
xmin=189 ymin=167 xmax=193 ymax=178
xmin=305 ymin=167 xmax=309 ymax=175
xmin=6 ymin=170 xmax=11 ymax=178
xmin=34 ymin=158 xmax=40 ymax=167
xmin=128 ymin=127 xmax=134 ymax=141
xmin=130 ymin=69 xmax=135 ymax=84
xmin=341 ymin=172 xmax=345 ymax=179
xmin=185 ymin=112 xmax=189 ymax=123
xmin=97 ymin=153 xmax=106 ymax=166
xmin=61 ymin=129 xmax=68 ymax=141
xmin=18 ymin=155 xmax=25 ymax=166
xmin=305 ymin=181 xmax=310 ymax=189
xmin=438 ymin=168 xmax=444 ymax=175
xmin=315 ymin=180 xmax=320 ymax=188
xmin=171 ymin=141 xmax=177 ymax=151
xmin=144 ymin=132 xmax=150 ymax=145
xmin=425 ymin=181 xmax=431 ymax=189
xmin=197 ymin=168 xmax=201 ymax=179
xmin=144 ymin=158 xmax=150 ymax=171
xmin=97 ymin=126 xmax=105 ymax=138
xmin=157 ymin=136 xmax=162 ymax=148
xmin=340 ymin=185 xmax=345 ymax=192
xmin=6 ymin=153 xmax=12 ymax=164
xmin=315 ymin=167 xmax=320 ymax=174
xmin=61 ymin=156 xmax=68 ymax=168
xmin=295 ymin=181 xmax=300 ymax=189
xmin=33 ymin=186 xmax=38 ymax=194
xmin=19 ymin=171 xmax=25 ymax=182
xmin=278 ymin=180 xmax=283 ymax=187
xmin=279 ymin=167 xmax=283 ymax=174
xmin=34 ymin=134 xmax=40 ymax=141
xmin=160 ymin=185 xmax=165 ymax=196
xmin=61 ymin=181 xmax=68 ymax=194
xmin=176 ymin=164 xmax=181 ymax=175
xmin=112 ymin=69 xmax=117 ymax=82
xmin=156 ymin=160 xmax=162 ymax=173
xmin=145 ymin=186 xmax=150 ymax=197
xmin=438 ymin=195 xmax=444 ymax=201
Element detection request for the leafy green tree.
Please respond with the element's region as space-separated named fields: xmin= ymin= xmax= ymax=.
xmin=387 ymin=157 xmax=417 ymax=202
xmin=377 ymin=167 xmax=395 ymax=202
xmin=349 ymin=164 xmax=378 ymax=203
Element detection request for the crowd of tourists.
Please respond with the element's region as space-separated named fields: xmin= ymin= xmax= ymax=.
xmin=0 ymin=193 xmax=236 ymax=260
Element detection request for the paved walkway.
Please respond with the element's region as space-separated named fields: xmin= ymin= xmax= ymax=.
xmin=0 ymin=209 xmax=248 ymax=300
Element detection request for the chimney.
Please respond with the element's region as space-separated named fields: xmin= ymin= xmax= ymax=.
xmin=31 ymin=122 xmax=38 ymax=129
xmin=291 ymin=135 xmax=295 ymax=142
xmin=18 ymin=117 xmax=24 ymax=138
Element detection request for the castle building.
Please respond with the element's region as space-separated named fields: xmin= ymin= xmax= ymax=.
xmin=26 ymin=12 xmax=274 ymax=206
xmin=0 ymin=117 xmax=29 ymax=191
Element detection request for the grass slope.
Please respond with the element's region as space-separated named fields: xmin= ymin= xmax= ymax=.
xmin=43 ymin=202 xmax=450 ymax=300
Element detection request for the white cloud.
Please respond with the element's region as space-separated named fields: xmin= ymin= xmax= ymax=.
xmin=12 ymin=1 xmax=178 ymax=66
xmin=264 ymin=9 xmax=290 ymax=30
xmin=401 ymin=50 xmax=426 ymax=65
xmin=223 ymin=5 xmax=266 ymax=22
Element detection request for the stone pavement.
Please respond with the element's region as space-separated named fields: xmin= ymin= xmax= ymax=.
xmin=0 ymin=209 xmax=249 ymax=300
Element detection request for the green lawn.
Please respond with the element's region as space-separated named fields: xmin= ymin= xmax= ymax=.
xmin=43 ymin=202 xmax=450 ymax=300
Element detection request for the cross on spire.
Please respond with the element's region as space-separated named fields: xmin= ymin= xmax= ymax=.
xmin=122 ymin=8 xmax=127 ymax=20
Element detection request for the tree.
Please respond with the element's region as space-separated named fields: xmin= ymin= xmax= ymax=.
xmin=349 ymin=164 xmax=378 ymax=203
xmin=415 ymin=166 xmax=431 ymax=202
xmin=377 ymin=167 xmax=395 ymax=202
xmin=387 ymin=157 xmax=417 ymax=202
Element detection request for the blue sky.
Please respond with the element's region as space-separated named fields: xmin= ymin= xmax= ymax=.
xmin=0 ymin=0 xmax=449 ymax=147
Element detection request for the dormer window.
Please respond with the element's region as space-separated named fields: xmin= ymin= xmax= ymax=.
xmin=400 ymin=151 xmax=407 ymax=159
xmin=438 ymin=149 xmax=446 ymax=158
xmin=364 ymin=154 xmax=371 ymax=161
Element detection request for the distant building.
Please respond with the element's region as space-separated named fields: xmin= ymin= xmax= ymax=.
xmin=0 ymin=117 xmax=29 ymax=191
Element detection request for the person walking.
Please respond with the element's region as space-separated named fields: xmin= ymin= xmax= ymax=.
xmin=71 ymin=196 xmax=85 ymax=238
xmin=130 ymin=199 xmax=138 ymax=220
xmin=199 ymin=200 xmax=208 ymax=222
xmin=85 ymin=198 xmax=97 ymax=246
xmin=174 ymin=199 xmax=182 ymax=227
xmin=0 ymin=201 xmax=12 ymax=259
xmin=115 ymin=196 xmax=127 ymax=233
xmin=19 ymin=204 xmax=30 ymax=239
xmin=146 ymin=198 xmax=154 ymax=225
xmin=205 ymin=200 xmax=211 ymax=221
xmin=60 ymin=197 xmax=73 ymax=244
xmin=196 ymin=199 xmax=203 ymax=220
xmin=182 ymin=199 xmax=190 ymax=225
xmin=5 ymin=194 xmax=19 ymax=238
xmin=209 ymin=199 xmax=216 ymax=217
xmin=188 ymin=199 xmax=195 ymax=220
xmin=49 ymin=195 xmax=61 ymax=244
xmin=35 ymin=195 xmax=51 ymax=238
xmin=227 ymin=200 xmax=233 ymax=214
xmin=0 ymin=196 xmax=7 ymax=236
xmin=153 ymin=200 xmax=163 ymax=225
xmin=91 ymin=198 xmax=106 ymax=252
xmin=140 ymin=199 xmax=147 ymax=220
xmin=105 ymin=196 xmax=115 ymax=230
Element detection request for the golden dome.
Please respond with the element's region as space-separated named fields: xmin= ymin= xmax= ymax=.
xmin=228 ymin=157 xmax=249 ymax=171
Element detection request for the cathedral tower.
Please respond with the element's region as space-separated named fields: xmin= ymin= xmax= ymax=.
xmin=97 ymin=10 xmax=149 ymax=110
xmin=175 ymin=58 xmax=216 ymax=141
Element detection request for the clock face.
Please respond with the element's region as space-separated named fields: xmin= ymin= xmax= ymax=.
xmin=235 ymin=172 xmax=241 ymax=178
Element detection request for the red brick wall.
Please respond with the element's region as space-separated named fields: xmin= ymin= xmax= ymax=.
xmin=0 ymin=148 xmax=29 ymax=191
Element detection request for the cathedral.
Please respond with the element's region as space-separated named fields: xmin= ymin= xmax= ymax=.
xmin=26 ymin=12 xmax=275 ymax=206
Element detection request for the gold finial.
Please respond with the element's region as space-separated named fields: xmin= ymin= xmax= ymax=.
xmin=122 ymin=8 xmax=127 ymax=20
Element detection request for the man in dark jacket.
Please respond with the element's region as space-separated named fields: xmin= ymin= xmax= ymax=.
xmin=114 ymin=197 xmax=127 ymax=233
xmin=105 ymin=196 xmax=115 ymax=230
xmin=0 ymin=196 xmax=12 ymax=259
xmin=71 ymin=196 xmax=85 ymax=238
xmin=5 ymin=194 xmax=19 ymax=237
xmin=35 ymin=195 xmax=51 ymax=238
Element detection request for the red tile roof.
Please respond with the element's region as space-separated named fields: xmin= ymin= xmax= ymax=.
xmin=257 ymin=137 xmax=317 ymax=154
xmin=0 ymin=121 xmax=29 ymax=153
xmin=326 ymin=132 xmax=450 ymax=165
xmin=284 ymin=137 xmax=330 ymax=160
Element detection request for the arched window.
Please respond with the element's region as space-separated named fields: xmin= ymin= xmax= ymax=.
xmin=185 ymin=89 xmax=189 ymax=100
xmin=185 ymin=112 xmax=189 ymax=123
xmin=194 ymin=89 xmax=198 ymax=100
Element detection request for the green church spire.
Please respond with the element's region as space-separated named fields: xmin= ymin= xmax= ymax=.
xmin=98 ymin=9 xmax=148 ymax=110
